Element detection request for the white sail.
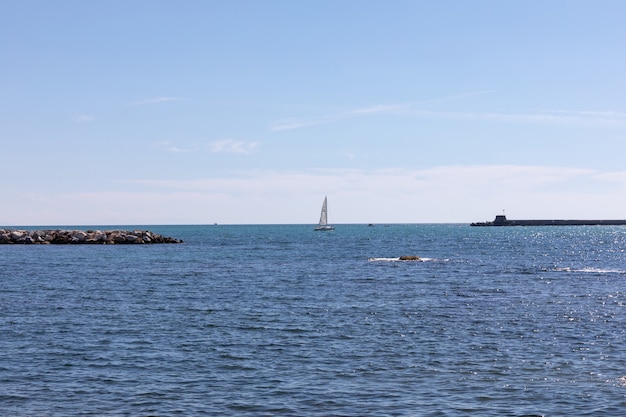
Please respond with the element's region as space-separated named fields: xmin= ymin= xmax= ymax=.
xmin=314 ymin=196 xmax=334 ymax=231
xmin=319 ymin=197 xmax=328 ymax=225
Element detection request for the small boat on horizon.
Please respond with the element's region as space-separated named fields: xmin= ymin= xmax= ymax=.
xmin=314 ymin=196 xmax=335 ymax=231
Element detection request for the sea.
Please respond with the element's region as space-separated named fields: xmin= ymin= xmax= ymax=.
xmin=1 ymin=223 xmax=626 ymax=416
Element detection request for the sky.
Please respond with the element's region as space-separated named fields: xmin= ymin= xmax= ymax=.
xmin=2 ymin=0 xmax=626 ymax=225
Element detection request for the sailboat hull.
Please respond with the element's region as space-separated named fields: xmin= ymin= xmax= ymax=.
xmin=314 ymin=225 xmax=335 ymax=231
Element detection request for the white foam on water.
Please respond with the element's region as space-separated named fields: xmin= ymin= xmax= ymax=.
xmin=554 ymin=267 xmax=625 ymax=274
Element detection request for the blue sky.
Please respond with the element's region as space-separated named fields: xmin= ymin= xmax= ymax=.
xmin=2 ymin=1 xmax=626 ymax=225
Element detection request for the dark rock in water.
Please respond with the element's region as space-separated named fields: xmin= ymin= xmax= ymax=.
xmin=399 ymin=255 xmax=421 ymax=261
xmin=0 ymin=229 xmax=183 ymax=244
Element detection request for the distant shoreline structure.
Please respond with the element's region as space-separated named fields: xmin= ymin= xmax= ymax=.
xmin=471 ymin=215 xmax=626 ymax=227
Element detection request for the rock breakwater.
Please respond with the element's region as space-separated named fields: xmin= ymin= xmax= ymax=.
xmin=470 ymin=214 xmax=626 ymax=227
xmin=0 ymin=229 xmax=183 ymax=244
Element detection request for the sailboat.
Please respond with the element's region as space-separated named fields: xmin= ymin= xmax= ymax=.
xmin=314 ymin=196 xmax=335 ymax=231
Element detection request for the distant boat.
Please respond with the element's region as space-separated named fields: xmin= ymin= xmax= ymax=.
xmin=314 ymin=196 xmax=335 ymax=231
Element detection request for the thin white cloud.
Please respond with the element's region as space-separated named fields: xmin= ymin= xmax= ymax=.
xmin=208 ymin=139 xmax=258 ymax=154
xmin=126 ymin=97 xmax=181 ymax=106
xmin=121 ymin=165 xmax=604 ymax=197
xmin=543 ymin=109 xmax=626 ymax=118
xmin=420 ymin=90 xmax=495 ymax=104
xmin=73 ymin=114 xmax=95 ymax=123
xmin=8 ymin=164 xmax=626 ymax=225
xmin=155 ymin=139 xmax=258 ymax=154
xmin=166 ymin=146 xmax=193 ymax=153
xmin=268 ymin=118 xmax=324 ymax=132
xmin=268 ymin=92 xmax=493 ymax=132
xmin=592 ymin=171 xmax=626 ymax=182
xmin=269 ymin=88 xmax=625 ymax=132
xmin=348 ymin=104 xmax=407 ymax=115
xmin=411 ymin=109 xmax=626 ymax=127
xmin=155 ymin=140 xmax=196 ymax=153
xmin=269 ymin=104 xmax=406 ymax=132
xmin=105 ymin=164 xmax=626 ymax=224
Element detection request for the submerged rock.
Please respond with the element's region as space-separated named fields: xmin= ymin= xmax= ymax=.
xmin=0 ymin=229 xmax=183 ymax=244
xmin=399 ymin=255 xmax=421 ymax=261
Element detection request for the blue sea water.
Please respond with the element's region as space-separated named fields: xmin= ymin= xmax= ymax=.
xmin=1 ymin=224 xmax=626 ymax=416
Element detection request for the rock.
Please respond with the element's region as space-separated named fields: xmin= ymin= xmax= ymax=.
xmin=10 ymin=231 xmax=25 ymax=240
xmin=0 ymin=232 xmax=10 ymax=243
xmin=74 ymin=231 xmax=88 ymax=242
xmin=113 ymin=233 xmax=127 ymax=244
xmin=52 ymin=231 xmax=72 ymax=244
xmin=399 ymin=256 xmax=421 ymax=261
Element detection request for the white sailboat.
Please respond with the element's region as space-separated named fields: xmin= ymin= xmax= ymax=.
xmin=314 ymin=196 xmax=335 ymax=231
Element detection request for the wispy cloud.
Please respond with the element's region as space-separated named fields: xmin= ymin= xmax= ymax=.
xmin=156 ymin=140 xmax=196 ymax=153
xmin=73 ymin=114 xmax=95 ymax=123
xmin=11 ymin=164 xmax=625 ymax=225
xmin=591 ymin=170 xmax=626 ymax=182
xmin=269 ymin=104 xmax=406 ymax=132
xmin=411 ymin=109 xmax=626 ymax=127
xmin=273 ymin=106 xmax=626 ymax=132
xmin=545 ymin=109 xmax=626 ymax=118
xmin=348 ymin=104 xmax=407 ymax=115
xmin=111 ymin=164 xmax=626 ymax=223
xmin=155 ymin=139 xmax=258 ymax=154
xmin=269 ymin=87 xmax=626 ymax=132
xmin=123 ymin=165 xmax=604 ymax=194
xmin=269 ymin=91 xmax=494 ymax=132
xmin=208 ymin=139 xmax=258 ymax=154
xmin=420 ymin=90 xmax=495 ymax=104
xmin=164 ymin=145 xmax=195 ymax=153
xmin=126 ymin=97 xmax=182 ymax=106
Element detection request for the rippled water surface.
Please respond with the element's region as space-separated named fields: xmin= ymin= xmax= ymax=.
xmin=2 ymin=224 xmax=626 ymax=415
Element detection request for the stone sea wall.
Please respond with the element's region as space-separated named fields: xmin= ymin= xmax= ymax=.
xmin=0 ymin=229 xmax=182 ymax=244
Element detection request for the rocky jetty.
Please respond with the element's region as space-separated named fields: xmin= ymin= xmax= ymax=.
xmin=471 ymin=214 xmax=626 ymax=227
xmin=0 ymin=229 xmax=183 ymax=244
